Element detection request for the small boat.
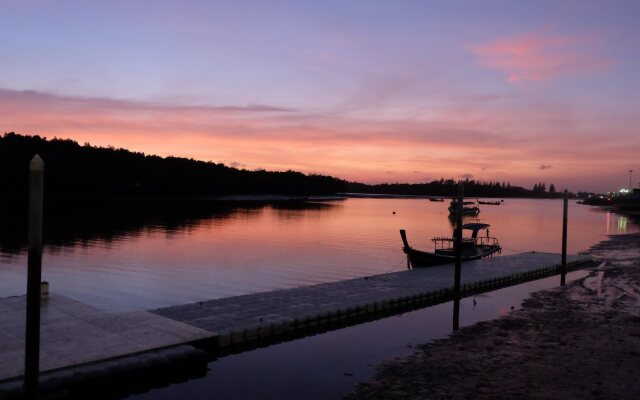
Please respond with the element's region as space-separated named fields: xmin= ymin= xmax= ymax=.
xmin=476 ymin=199 xmax=502 ymax=205
xmin=288 ymin=196 xmax=310 ymax=202
xmin=428 ymin=197 xmax=445 ymax=202
xmin=400 ymin=223 xmax=501 ymax=268
xmin=448 ymin=200 xmax=480 ymax=215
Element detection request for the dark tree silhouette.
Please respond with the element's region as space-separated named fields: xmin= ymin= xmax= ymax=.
xmin=345 ymin=178 xmax=557 ymax=198
xmin=1 ymin=132 xmax=569 ymax=199
xmin=0 ymin=132 xmax=347 ymax=197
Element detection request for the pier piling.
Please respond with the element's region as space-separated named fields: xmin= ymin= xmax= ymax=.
xmin=453 ymin=183 xmax=463 ymax=331
xmin=25 ymin=155 xmax=44 ymax=399
xmin=561 ymin=190 xmax=568 ymax=286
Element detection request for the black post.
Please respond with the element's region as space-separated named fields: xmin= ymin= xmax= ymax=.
xmin=453 ymin=183 xmax=463 ymax=331
xmin=560 ymin=189 xmax=568 ymax=286
xmin=25 ymin=155 xmax=44 ymax=398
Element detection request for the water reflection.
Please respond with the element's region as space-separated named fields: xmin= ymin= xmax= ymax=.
xmin=447 ymin=213 xmax=482 ymax=227
xmin=0 ymin=198 xmax=638 ymax=311
xmin=603 ymin=211 xmax=631 ymax=235
xmin=0 ymin=198 xmax=335 ymax=256
xmin=618 ymin=215 xmax=629 ymax=232
xmin=128 ymin=270 xmax=590 ymax=400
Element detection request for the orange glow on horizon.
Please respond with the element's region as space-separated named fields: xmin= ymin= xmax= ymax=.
xmin=1 ymin=88 xmax=637 ymax=191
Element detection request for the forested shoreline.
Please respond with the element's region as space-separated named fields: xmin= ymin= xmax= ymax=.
xmin=1 ymin=132 xmax=565 ymax=198
xmin=0 ymin=132 xmax=346 ymax=197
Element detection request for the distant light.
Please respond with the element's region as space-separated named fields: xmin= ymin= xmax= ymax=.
xmin=619 ymin=188 xmax=631 ymax=194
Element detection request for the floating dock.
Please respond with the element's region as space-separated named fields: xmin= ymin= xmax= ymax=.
xmin=0 ymin=252 xmax=592 ymax=398
xmin=152 ymin=252 xmax=591 ymax=349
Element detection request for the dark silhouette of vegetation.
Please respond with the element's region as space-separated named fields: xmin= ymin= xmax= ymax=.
xmin=346 ymin=179 xmax=568 ymax=198
xmin=0 ymin=132 xmax=346 ymax=197
xmin=1 ymin=132 xmax=568 ymax=199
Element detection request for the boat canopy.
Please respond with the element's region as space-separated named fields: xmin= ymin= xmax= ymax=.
xmin=461 ymin=223 xmax=490 ymax=231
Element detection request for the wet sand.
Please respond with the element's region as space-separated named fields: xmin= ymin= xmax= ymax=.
xmin=346 ymin=232 xmax=640 ymax=400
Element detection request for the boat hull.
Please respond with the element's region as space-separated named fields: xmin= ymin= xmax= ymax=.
xmin=402 ymin=245 xmax=501 ymax=268
xmin=448 ymin=206 xmax=480 ymax=216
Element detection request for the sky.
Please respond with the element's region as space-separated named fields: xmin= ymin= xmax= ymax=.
xmin=1 ymin=0 xmax=639 ymax=193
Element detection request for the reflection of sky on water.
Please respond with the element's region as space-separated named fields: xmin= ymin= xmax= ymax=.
xmin=129 ymin=270 xmax=590 ymax=400
xmin=0 ymin=199 xmax=638 ymax=311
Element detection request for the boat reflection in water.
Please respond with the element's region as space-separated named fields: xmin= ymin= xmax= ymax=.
xmin=448 ymin=200 xmax=480 ymax=216
xmin=400 ymin=223 xmax=501 ymax=268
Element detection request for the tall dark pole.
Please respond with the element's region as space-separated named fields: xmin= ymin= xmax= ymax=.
xmin=560 ymin=189 xmax=568 ymax=286
xmin=630 ymin=170 xmax=634 ymax=190
xmin=25 ymin=155 xmax=44 ymax=398
xmin=453 ymin=183 xmax=463 ymax=331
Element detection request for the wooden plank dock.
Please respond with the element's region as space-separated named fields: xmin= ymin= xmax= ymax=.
xmin=0 ymin=252 xmax=592 ymax=398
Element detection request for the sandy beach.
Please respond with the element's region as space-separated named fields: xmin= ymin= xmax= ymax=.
xmin=347 ymin=230 xmax=640 ymax=400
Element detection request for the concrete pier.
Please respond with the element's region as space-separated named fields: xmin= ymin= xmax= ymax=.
xmin=153 ymin=252 xmax=591 ymax=349
xmin=0 ymin=252 xmax=592 ymax=398
xmin=0 ymin=294 xmax=210 ymax=382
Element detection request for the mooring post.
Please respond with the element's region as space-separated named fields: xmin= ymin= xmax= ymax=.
xmin=25 ymin=155 xmax=44 ymax=399
xmin=453 ymin=183 xmax=463 ymax=331
xmin=560 ymin=189 xmax=568 ymax=286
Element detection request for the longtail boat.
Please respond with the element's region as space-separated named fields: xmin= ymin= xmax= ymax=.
xmin=400 ymin=223 xmax=501 ymax=268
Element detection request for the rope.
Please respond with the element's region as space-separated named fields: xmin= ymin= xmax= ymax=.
xmin=361 ymin=256 xmax=407 ymax=281
xmin=500 ymin=246 xmax=537 ymax=254
xmin=379 ymin=255 xmax=408 ymax=274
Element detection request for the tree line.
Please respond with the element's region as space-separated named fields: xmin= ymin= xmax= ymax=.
xmin=1 ymin=132 xmax=566 ymax=198
xmin=0 ymin=132 xmax=347 ymax=197
xmin=346 ymin=179 xmax=567 ymax=198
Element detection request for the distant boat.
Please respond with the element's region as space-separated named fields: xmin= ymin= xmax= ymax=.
xmin=428 ymin=197 xmax=445 ymax=202
xmin=476 ymin=199 xmax=502 ymax=205
xmin=400 ymin=223 xmax=501 ymax=268
xmin=448 ymin=200 xmax=480 ymax=216
xmin=578 ymin=195 xmax=613 ymax=206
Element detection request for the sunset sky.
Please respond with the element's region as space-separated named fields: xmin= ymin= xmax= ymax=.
xmin=1 ymin=0 xmax=639 ymax=192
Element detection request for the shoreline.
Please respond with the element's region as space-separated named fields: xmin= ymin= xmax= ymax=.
xmin=346 ymin=231 xmax=640 ymax=400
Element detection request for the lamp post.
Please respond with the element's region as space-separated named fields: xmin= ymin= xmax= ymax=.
xmin=630 ymin=170 xmax=634 ymax=190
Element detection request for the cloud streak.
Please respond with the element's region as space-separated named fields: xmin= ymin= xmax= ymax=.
xmin=0 ymin=89 xmax=296 ymax=114
xmin=472 ymin=32 xmax=616 ymax=82
xmin=0 ymin=88 xmax=636 ymax=192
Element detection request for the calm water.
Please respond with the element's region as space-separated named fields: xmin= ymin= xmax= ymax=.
xmin=129 ymin=270 xmax=589 ymax=400
xmin=0 ymin=198 xmax=636 ymax=311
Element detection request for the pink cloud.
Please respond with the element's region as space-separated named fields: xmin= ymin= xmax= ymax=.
xmin=472 ymin=32 xmax=616 ymax=82
xmin=1 ymin=88 xmax=637 ymax=192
